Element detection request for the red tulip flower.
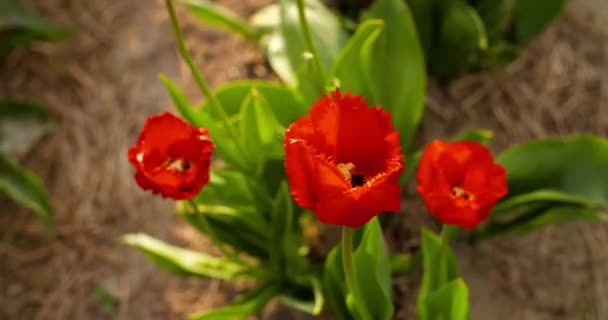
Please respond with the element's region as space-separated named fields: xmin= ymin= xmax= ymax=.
xmin=284 ymin=89 xmax=404 ymax=228
xmin=128 ymin=112 xmax=214 ymax=200
xmin=416 ymin=140 xmax=508 ymax=229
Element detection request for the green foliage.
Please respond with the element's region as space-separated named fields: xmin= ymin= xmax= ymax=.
xmin=176 ymin=81 xmax=303 ymax=173
xmin=323 ymin=246 xmax=351 ymax=320
xmin=404 ymin=0 xmax=566 ymax=79
xmin=350 ymin=218 xmax=394 ymax=320
xmin=429 ymin=0 xmax=487 ymax=79
xmin=197 ymin=80 xmax=306 ymax=128
xmin=275 ymin=0 xmax=348 ymax=89
xmin=513 ymin=0 xmax=567 ymax=44
xmin=0 ymin=98 xmax=54 ymax=230
xmin=473 ymin=135 xmax=608 ymax=242
xmin=331 ymin=19 xmax=383 ymax=102
xmin=93 ymin=286 xmax=118 ymax=314
xmin=178 ymin=169 xmax=271 ymax=259
xmin=362 ymin=0 xmax=426 ymax=152
xmin=0 ymin=152 xmax=54 ymax=231
xmin=190 ymin=284 xmax=280 ymax=320
xmin=0 ymin=98 xmax=54 ymax=156
xmin=122 ymin=233 xmax=254 ymax=279
xmin=0 ymin=0 xmax=72 ymax=52
xmin=416 ymin=229 xmax=469 ymax=320
xmin=159 ymin=74 xmax=204 ymax=126
xmin=184 ymin=0 xmax=257 ymax=41
xmin=425 ymin=278 xmax=470 ymax=320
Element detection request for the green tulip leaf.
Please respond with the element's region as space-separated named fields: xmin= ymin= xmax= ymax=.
xmin=430 ymin=0 xmax=488 ymax=79
xmin=0 ymin=153 xmax=53 ymax=231
xmin=513 ymin=0 xmax=566 ymax=44
xmin=184 ymin=0 xmax=257 ymax=41
xmin=0 ymin=98 xmax=54 ymax=156
xmin=323 ymin=245 xmax=351 ymax=320
xmin=363 ymin=0 xmax=426 ymax=152
xmin=331 ymin=19 xmax=384 ymax=99
xmin=416 ymin=228 xmax=461 ymax=320
xmin=190 ymin=283 xmax=279 ymax=320
xmin=351 ymin=218 xmax=394 ymax=320
xmin=122 ymin=233 xmax=251 ymax=280
xmin=424 ymin=278 xmax=470 ymax=320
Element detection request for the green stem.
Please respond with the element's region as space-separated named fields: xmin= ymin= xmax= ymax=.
xmin=440 ymin=224 xmax=450 ymax=245
xmin=341 ymin=227 xmax=359 ymax=315
xmin=295 ymin=0 xmax=326 ymax=90
xmin=164 ymin=0 xmax=246 ymax=158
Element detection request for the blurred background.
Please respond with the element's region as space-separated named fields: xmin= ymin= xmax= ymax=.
xmin=0 ymin=0 xmax=606 ymax=319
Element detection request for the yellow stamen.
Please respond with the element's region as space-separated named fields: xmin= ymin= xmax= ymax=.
xmin=337 ymin=162 xmax=356 ymax=181
xmin=452 ymin=186 xmax=474 ymax=200
xmin=165 ymin=159 xmax=190 ymax=173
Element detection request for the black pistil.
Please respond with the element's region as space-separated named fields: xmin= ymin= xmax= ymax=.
xmin=351 ymin=174 xmax=366 ymax=187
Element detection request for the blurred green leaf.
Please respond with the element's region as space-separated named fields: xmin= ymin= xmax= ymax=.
xmin=194 ymin=169 xmax=256 ymax=206
xmin=493 ymin=189 xmax=594 ymax=214
xmin=389 ymin=253 xmax=416 ymax=276
xmin=401 ymin=128 xmax=493 ymax=185
xmin=430 ymin=0 xmax=487 ymax=79
xmin=331 ymin=19 xmax=383 ymax=98
xmin=187 ymin=81 xmax=302 ymax=171
xmin=278 ymin=275 xmax=324 ymax=315
xmin=424 ymin=278 xmax=470 ymax=320
xmin=251 ymin=4 xmax=281 ymax=34
xmin=475 ymin=0 xmax=512 ymax=42
xmin=190 ymin=283 xmax=279 ymax=320
xmin=239 ymin=89 xmax=284 ymax=172
xmin=199 ymin=80 xmax=306 ymax=128
xmin=513 ymin=0 xmax=566 ymax=44
xmin=471 ymin=135 xmax=608 ymax=242
xmin=239 ymin=92 xmax=264 ymax=173
xmin=481 ymin=41 xmax=519 ymax=67
xmin=270 ymin=181 xmax=294 ymax=273
xmin=177 ymin=201 xmax=270 ymax=259
xmin=363 ymin=0 xmax=426 ymax=152
xmin=0 ymin=0 xmax=72 ymax=51
xmin=159 ymin=74 xmax=204 ymax=126
xmin=473 ymin=204 xmax=604 ymax=242
xmin=184 ymin=0 xmax=257 ymax=41
xmin=323 ymin=246 xmax=351 ymax=320
xmin=122 ymin=233 xmax=251 ymax=279
xmin=352 ymin=218 xmax=394 ymax=320
xmin=406 ymin=0 xmax=437 ymax=57
xmin=278 ymin=294 xmax=315 ymax=314
xmin=276 ymin=0 xmax=348 ymax=86
xmin=0 ymin=153 xmax=53 ymax=231
xmin=0 ymin=98 xmax=54 ymax=156
xmin=416 ymin=228 xmax=460 ymax=320
xmin=497 ymin=135 xmax=608 ymax=205
xmin=197 ymin=110 xmax=249 ymax=171
xmin=93 ymin=286 xmax=117 ymax=314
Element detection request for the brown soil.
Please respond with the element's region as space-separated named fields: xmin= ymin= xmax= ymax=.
xmin=0 ymin=0 xmax=606 ymax=319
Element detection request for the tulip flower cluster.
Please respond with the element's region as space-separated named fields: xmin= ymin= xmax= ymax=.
xmin=129 ymin=91 xmax=508 ymax=230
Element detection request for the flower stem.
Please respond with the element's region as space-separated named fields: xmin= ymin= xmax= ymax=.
xmin=164 ymin=0 xmax=247 ymax=160
xmin=341 ymin=226 xmax=358 ymax=314
xmin=440 ymin=224 xmax=451 ymax=245
xmin=295 ymin=0 xmax=326 ymax=91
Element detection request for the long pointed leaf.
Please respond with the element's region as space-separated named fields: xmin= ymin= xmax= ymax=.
xmin=0 ymin=153 xmax=53 ymax=231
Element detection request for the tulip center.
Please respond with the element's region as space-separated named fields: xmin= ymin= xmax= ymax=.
xmin=337 ymin=162 xmax=366 ymax=188
xmin=452 ymin=186 xmax=474 ymax=201
xmin=165 ymin=158 xmax=191 ymax=173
